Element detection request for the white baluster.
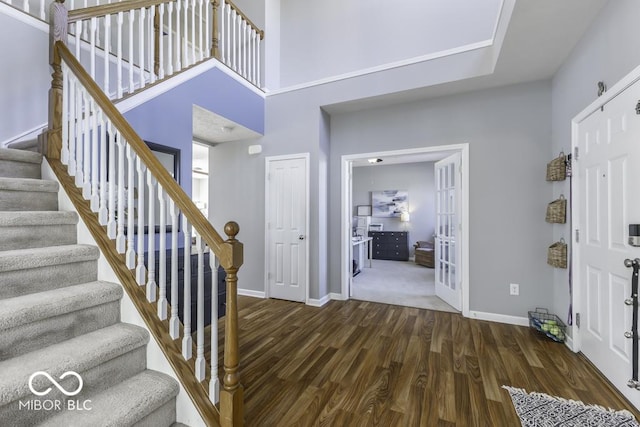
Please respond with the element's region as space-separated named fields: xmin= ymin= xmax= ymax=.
xmin=148 ymin=5 xmax=156 ymax=84
xmin=126 ymin=145 xmax=136 ymax=268
xmin=182 ymin=217 xmax=192 ymax=360
xmin=251 ymin=31 xmax=256 ymax=85
xmin=117 ymin=11 xmax=124 ymax=98
xmin=195 ymin=234 xmax=206 ymax=381
xmin=237 ymin=15 xmax=242 ymax=75
xmin=169 ymin=201 xmax=179 ymax=339
xmin=183 ymin=0 xmax=188 ymax=66
xmin=75 ymin=21 xmax=81 ymax=60
xmin=166 ymin=2 xmax=173 ymax=75
xmin=243 ymin=21 xmax=247 ymax=78
xmin=175 ymin=0 xmax=181 ymax=71
xmin=99 ymin=110 xmax=108 ymax=224
xmin=219 ymin=2 xmax=225 ymax=62
xmin=128 ymin=9 xmax=135 ymax=93
xmin=138 ymin=7 xmax=146 ymax=90
xmin=61 ymin=64 xmax=69 ymax=165
xmin=69 ymin=0 xmax=74 ymax=10
xmin=158 ymin=4 xmax=165 ymax=79
xmin=257 ymin=35 xmax=261 ymax=87
xmin=147 ymin=171 xmax=157 ymax=302
xmin=136 ymin=157 xmax=147 ymax=285
xmin=90 ymin=99 xmax=99 ymax=211
xmin=75 ymin=87 xmax=84 ymax=188
xmin=157 ymin=186 xmax=167 ymax=319
xmin=107 ymin=123 xmax=117 ymax=239
xmin=116 ymin=134 xmax=126 ymax=253
xmin=103 ymin=14 xmax=111 ymax=97
xmin=191 ymin=0 xmax=196 ymax=65
xmin=39 ymin=0 xmax=45 ymax=21
xmin=68 ymin=75 xmax=76 ymax=176
xmin=231 ymin=10 xmax=236 ymax=70
xmin=82 ymin=89 xmax=91 ymax=197
xmin=22 ymin=0 xmax=28 ymax=15
xmin=90 ymin=17 xmax=97 ymax=80
xmin=198 ymin=0 xmax=203 ymax=61
xmin=209 ymin=254 xmax=219 ymax=403
xmin=225 ymin=3 xmax=230 ymax=64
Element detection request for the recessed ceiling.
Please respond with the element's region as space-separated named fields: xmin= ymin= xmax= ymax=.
xmin=192 ymin=105 xmax=261 ymax=144
xmin=352 ymin=150 xmax=455 ymax=167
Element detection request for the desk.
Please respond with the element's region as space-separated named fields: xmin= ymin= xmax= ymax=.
xmin=352 ymin=237 xmax=373 ymax=276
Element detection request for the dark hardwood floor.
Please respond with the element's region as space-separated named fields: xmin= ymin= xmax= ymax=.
xmin=208 ymin=296 xmax=640 ymax=426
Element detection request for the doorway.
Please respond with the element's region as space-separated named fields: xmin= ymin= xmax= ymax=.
xmin=264 ymin=153 xmax=310 ymax=303
xmin=341 ymin=144 xmax=470 ymax=316
xmin=572 ymin=68 xmax=640 ymax=409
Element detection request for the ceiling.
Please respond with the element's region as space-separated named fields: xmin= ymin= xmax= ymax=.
xmin=192 ymin=105 xmax=262 ymax=145
xmin=351 ymin=150 xmax=455 ymax=168
xmin=323 ymin=0 xmax=608 ymax=114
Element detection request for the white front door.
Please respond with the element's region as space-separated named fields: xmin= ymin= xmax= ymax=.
xmin=266 ymin=156 xmax=308 ymax=302
xmin=434 ymin=153 xmax=462 ymax=311
xmin=576 ymin=77 xmax=640 ymax=408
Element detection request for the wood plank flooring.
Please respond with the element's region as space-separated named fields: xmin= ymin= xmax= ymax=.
xmin=207 ymin=297 xmax=640 ymax=426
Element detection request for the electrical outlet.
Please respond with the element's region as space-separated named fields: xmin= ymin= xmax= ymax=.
xmin=510 ymin=283 xmax=520 ymax=296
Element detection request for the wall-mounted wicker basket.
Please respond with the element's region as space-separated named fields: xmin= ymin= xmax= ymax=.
xmin=546 ymin=195 xmax=567 ymax=224
xmin=546 ymin=152 xmax=567 ymax=181
xmin=547 ymin=238 xmax=567 ymax=269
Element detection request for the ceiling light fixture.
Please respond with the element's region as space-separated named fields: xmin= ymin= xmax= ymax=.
xmin=368 ymin=158 xmax=383 ymax=164
xmin=220 ymin=125 xmax=235 ymax=133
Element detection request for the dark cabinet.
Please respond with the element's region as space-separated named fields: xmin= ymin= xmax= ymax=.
xmin=368 ymin=231 xmax=409 ymax=261
xmin=145 ymin=248 xmax=226 ymax=329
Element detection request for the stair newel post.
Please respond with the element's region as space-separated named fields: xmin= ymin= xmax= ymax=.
xmin=220 ymin=221 xmax=244 ymax=427
xmin=211 ymin=0 xmax=220 ymax=59
xmin=47 ymin=0 xmax=68 ymax=159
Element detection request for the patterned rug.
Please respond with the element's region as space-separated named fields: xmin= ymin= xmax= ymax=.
xmin=503 ymin=386 xmax=640 ymax=426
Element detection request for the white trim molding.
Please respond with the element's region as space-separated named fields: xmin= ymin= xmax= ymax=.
xmin=237 ymin=289 xmax=266 ymax=299
xmin=307 ymin=294 xmax=331 ymax=308
xmin=468 ymin=311 xmax=529 ymax=327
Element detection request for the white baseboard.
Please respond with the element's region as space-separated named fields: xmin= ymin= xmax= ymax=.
xmin=468 ymin=310 xmax=529 ymax=327
xmin=564 ymin=334 xmax=575 ymax=352
xmin=307 ymin=294 xmax=331 ymax=307
xmin=329 ymin=292 xmax=346 ymax=301
xmin=237 ymin=289 xmax=266 ymax=299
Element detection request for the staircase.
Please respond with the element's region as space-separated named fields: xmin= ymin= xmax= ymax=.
xmin=0 ymin=147 xmax=182 ymax=426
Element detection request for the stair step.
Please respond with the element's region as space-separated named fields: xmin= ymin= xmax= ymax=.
xmin=0 ymin=323 xmax=149 ymax=427
xmin=0 ymin=148 xmax=42 ymax=179
xmin=40 ymin=370 xmax=179 ymax=427
xmin=0 ymin=245 xmax=99 ymax=299
xmin=0 ymin=211 xmax=78 ymax=250
xmin=0 ymin=177 xmax=58 ymax=211
xmin=6 ymin=139 xmax=40 ymax=153
xmin=0 ymin=281 xmax=123 ymax=361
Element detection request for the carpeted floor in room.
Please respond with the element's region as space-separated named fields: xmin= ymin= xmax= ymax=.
xmin=351 ymin=259 xmax=458 ymax=313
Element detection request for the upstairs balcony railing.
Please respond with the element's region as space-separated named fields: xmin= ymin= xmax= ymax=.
xmin=2 ymin=0 xmax=263 ymax=92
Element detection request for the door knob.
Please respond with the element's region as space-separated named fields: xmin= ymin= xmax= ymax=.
xmin=299 ymin=235 xmax=305 ymax=240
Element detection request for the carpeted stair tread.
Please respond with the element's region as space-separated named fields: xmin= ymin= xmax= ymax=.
xmin=0 ymin=177 xmax=58 ymax=192
xmin=40 ymin=370 xmax=179 ymax=427
xmin=5 ymin=139 xmax=39 ymax=152
xmin=0 ymin=281 xmax=122 ymax=331
xmin=0 ymin=323 xmax=149 ymax=403
xmin=0 ymin=211 xmax=77 ymax=226
xmin=0 ymin=148 xmax=42 ymax=164
xmin=0 ymin=244 xmax=98 ymax=273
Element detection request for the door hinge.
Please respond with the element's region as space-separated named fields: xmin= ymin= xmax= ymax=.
xmin=575 ymin=229 xmax=580 ymax=243
xmin=574 ymin=146 xmax=579 ymax=160
xmin=576 ymin=313 xmax=581 ymax=328
xmin=267 ymin=272 xmax=272 ymax=280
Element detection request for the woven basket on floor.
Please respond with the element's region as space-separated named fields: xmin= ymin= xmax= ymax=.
xmin=546 ymin=195 xmax=567 ymax=224
xmin=546 ymin=152 xmax=567 ymax=181
xmin=548 ymin=239 xmax=568 ymax=269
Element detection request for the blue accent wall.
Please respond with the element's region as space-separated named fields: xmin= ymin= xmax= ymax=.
xmin=124 ymin=66 xmax=264 ymax=198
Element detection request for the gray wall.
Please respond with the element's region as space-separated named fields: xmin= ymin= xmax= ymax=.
xmin=330 ymin=80 xmax=553 ymax=316
xmin=551 ymin=0 xmax=640 ymax=328
xmin=352 ymin=162 xmax=436 ymax=254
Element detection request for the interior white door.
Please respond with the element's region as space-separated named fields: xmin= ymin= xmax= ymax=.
xmin=577 ymin=78 xmax=640 ymax=408
xmin=434 ymin=153 xmax=462 ymax=311
xmin=266 ymin=157 xmax=308 ymax=302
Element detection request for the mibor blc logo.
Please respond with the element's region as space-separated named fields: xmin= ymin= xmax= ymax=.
xmin=19 ymin=371 xmax=92 ymax=412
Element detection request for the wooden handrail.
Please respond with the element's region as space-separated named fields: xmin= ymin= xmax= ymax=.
xmin=225 ymin=0 xmax=263 ymax=39
xmin=68 ymin=0 xmax=167 ymax=23
xmin=54 ymin=41 xmax=234 ymax=267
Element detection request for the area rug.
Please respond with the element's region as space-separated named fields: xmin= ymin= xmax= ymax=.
xmin=503 ymin=386 xmax=640 ymax=426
